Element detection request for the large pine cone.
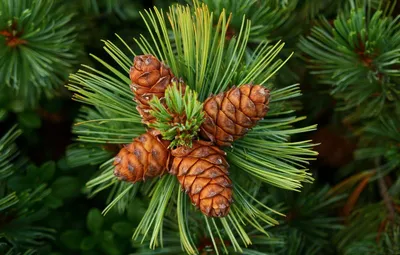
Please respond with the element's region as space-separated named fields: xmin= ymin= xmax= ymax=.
xmin=170 ymin=141 xmax=232 ymax=217
xmin=113 ymin=130 xmax=170 ymax=183
xmin=129 ymin=54 xmax=175 ymax=124
xmin=200 ymin=84 xmax=270 ymax=147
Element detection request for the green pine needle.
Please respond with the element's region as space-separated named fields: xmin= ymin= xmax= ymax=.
xmin=177 ymin=188 xmax=198 ymax=254
xmin=149 ymin=81 xmax=204 ymax=148
xmin=0 ymin=125 xmax=22 ymax=180
xmin=133 ymin=175 xmax=176 ymax=249
xmin=355 ymin=115 xmax=400 ymax=173
xmin=334 ymin=202 xmax=387 ymax=252
xmin=0 ymin=126 xmax=56 ymax=252
xmin=344 ymin=225 xmax=400 ymax=255
xmin=193 ymin=0 xmax=292 ymax=43
xmin=65 ymin=143 xmax=114 ymax=168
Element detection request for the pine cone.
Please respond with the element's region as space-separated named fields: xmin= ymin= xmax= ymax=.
xmin=200 ymin=84 xmax=270 ymax=147
xmin=113 ymin=130 xmax=170 ymax=183
xmin=129 ymin=54 xmax=175 ymax=124
xmin=170 ymin=141 xmax=232 ymax=217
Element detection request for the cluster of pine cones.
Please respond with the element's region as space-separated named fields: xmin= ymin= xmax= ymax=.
xmin=113 ymin=55 xmax=270 ymax=217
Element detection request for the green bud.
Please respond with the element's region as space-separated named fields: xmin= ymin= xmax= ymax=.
xmin=149 ymin=81 xmax=204 ymax=148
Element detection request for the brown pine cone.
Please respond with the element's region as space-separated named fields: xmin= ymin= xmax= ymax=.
xmin=129 ymin=54 xmax=175 ymax=124
xmin=200 ymin=84 xmax=270 ymax=147
xmin=170 ymin=141 xmax=232 ymax=217
xmin=113 ymin=130 xmax=170 ymax=183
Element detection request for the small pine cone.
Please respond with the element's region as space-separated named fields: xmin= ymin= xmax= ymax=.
xmin=113 ymin=130 xmax=170 ymax=183
xmin=200 ymin=84 xmax=270 ymax=147
xmin=129 ymin=54 xmax=175 ymax=124
xmin=170 ymin=141 xmax=232 ymax=217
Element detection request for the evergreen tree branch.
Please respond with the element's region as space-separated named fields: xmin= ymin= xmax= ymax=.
xmin=0 ymin=0 xmax=81 ymax=110
xmin=298 ymin=0 xmax=400 ymax=119
xmin=67 ymin=2 xmax=318 ymax=252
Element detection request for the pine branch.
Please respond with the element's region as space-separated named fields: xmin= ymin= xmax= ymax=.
xmin=0 ymin=127 xmax=56 ymax=253
xmin=298 ymin=0 xmax=400 ymax=119
xmin=67 ymin=2 xmax=318 ymax=252
xmin=0 ymin=0 xmax=81 ymax=110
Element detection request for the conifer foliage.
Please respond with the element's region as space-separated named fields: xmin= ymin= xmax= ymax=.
xmin=298 ymin=1 xmax=400 ymax=253
xmin=0 ymin=0 xmax=79 ymax=110
xmin=67 ymin=2 xmax=317 ymax=253
xmin=0 ymin=127 xmax=54 ymax=253
xmin=299 ymin=1 xmax=400 ymax=118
